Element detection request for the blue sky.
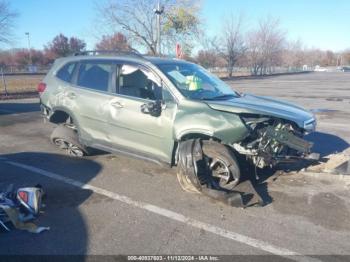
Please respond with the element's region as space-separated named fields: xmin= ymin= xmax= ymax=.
xmin=8 ymin=0 xmax=350 ymax=51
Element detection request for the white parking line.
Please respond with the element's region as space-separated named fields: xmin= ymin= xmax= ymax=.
xmin=3 ymin=159 xmax=321 ymax=262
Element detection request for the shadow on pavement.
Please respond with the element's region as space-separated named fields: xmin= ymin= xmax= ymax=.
xmin=0 ymin=152 xmax=102 ymax=256
xmin=237 ymin=156 xmax=273 ymax=206
xmin=306 ymin=131 xmax=349 ymax=157
xmin=0 ymin=102 xmax=40 ymax=115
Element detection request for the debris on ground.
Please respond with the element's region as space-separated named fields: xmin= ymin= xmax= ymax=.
xmin=0 ymin=184 xmax=49 ymax=233
xmin=306 ymin=152 xmax=350 ymax=174
xmin=200 ymin=179 xmax=263 ymax=208
xmin=332 ymin=160 xmax=350 ymax=175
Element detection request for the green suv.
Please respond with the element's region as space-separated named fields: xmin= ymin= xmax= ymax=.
xmin=39 ymin=51 xmax=317 ymax=193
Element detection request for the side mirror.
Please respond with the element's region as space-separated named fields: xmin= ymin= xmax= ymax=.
xmin=141 ymin=100 xmax=162 ymax=117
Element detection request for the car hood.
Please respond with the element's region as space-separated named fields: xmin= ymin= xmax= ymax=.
xmin=205 ymin=94 xmax=315 ymax=129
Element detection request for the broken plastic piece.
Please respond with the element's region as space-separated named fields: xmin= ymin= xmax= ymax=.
xmin=0 ymin=184 xmax=48 ymax=233
xmin=265 ymin=125 xmax=312 ymax=153
xmin=201 ymin=180 xmax=263 ymax=208
xmin=1 ymin=205 xmax=49 ymax=233
xmin=333 ymin=160 xmax=350 ymax=175
xmin=305 ymin=153 xmax=320 ymax=161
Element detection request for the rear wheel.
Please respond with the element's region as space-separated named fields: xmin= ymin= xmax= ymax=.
xmin=50 ymin=125 xmax=88 ymax=157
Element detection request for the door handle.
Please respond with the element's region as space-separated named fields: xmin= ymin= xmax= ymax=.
xmin=111 ymin=101 xmax=124 ymax=108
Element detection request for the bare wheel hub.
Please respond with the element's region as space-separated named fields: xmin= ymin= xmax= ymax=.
xmin=208 ymin=158 xmax=231 ymax=184
xmin=53 ymin=138 xmax=84 ymax=157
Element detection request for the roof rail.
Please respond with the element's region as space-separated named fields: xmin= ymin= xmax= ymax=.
xmin=73 ymin=49 xmax=145 ymax=59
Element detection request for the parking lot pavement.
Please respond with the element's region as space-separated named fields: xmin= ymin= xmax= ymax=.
xmin=0 ymin=72 xmax=350 ymax=259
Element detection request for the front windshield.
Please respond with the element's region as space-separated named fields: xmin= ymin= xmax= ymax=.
xmin=157 ymin=63 xmax=240 ymax=100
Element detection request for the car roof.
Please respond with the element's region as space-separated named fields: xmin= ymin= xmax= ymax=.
xmin=60 ymin=54 xmax=193 ymax=67
xmin=145 ymin=56 xmax=192 ymax=65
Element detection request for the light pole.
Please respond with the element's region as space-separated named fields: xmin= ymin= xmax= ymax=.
xmin=154 ymin=1 xmax=164 ymax=55
xmin=25 ymin=32 xmax=32 ymax=65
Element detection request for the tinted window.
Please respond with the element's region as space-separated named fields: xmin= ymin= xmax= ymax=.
xmin=118 ymin=64 xmax=161 ymax=100
xmin=77 ymin=63 xmax=112 ymax=92
xmin=56 ymin=63 xmax=76 ymax=82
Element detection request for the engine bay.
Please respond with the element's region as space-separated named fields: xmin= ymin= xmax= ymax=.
xmin=232 ymin=115 xmax=318 ymax=168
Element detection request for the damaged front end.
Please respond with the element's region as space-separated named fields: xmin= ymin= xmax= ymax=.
xmin=232 ymin=115 xmax=319 ymax=169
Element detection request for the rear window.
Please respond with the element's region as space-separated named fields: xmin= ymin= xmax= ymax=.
xmin=56 ymin=62 xmax=76 ymax=82
xmin=77 ymin=63 xmax=112 ymax=92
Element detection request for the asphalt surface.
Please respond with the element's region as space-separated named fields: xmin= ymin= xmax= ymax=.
xmin=0 ymin=72 xmax=350 ymax=260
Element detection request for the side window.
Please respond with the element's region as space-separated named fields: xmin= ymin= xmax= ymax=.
xmin=118 ymin=64 xmax=161 ymax=100
xmin=77 ymin=62 xmax=112 ymax=92
xmin=56 ymin=62 xmax=76 ymax=82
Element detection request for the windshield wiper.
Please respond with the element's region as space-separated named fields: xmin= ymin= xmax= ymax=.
xmin=202 ymin=94 xmax=237 ymax=100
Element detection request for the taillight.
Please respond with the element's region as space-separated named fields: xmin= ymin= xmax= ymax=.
xmin=37 ymin=82 xmax=47 ymax=93
xmin=18 ymin=191 xmax=29 ymax=203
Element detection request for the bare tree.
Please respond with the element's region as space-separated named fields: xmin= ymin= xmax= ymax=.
xmin=323 ymin=50 xmax=336 ymax=66
xmin=196 ymin=35 xmax=221 ymax=67
xmin=161 ymin=1 xmax=201 ymax=55
xmin=220 ymin=14 xmax=246 ymax=78
xmin=343 ymin=50 xmax=350 ymax=65
xmin=246 ymin=17 xmax=286 ymax=75
xmin=196 ymin=50 xmax=219 ymax=68
xmin=0 ymin=1 xmax=18 ymax=45
xmin=96 ymin=0 xmax=201 ymax=55
xmin=282 ymin=39 xmax=306 ymax=70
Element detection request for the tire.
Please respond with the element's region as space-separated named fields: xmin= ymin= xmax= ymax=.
xmin=176 ymin=139 xmax=202 ymax=193
xmin=50 ymin=125 xmax=88 ymax=157
xmin=201 ymin=140 xmax=241 ymax=190
xmin=176 ymin=140 xmax=241 ymax=193
xmin=176 ymin=166 xmax=201 ymax=194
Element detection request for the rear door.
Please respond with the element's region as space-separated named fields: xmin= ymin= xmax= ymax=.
xmin=66 ymin=60 xmax=116 ymax=144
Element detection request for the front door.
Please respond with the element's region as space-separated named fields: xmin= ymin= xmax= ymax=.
xmin=107 ymin=63 xmax=176 ymax=163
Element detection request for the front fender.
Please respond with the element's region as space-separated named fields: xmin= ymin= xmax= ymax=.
xmin=174 ymin=100 xmax=249 ymax=143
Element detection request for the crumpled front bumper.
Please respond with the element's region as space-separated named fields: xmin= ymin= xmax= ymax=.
xmin=265 ymin=126 xmax=312 ymax=154
xmin=264 ymin=125 xmax=320 ymax=162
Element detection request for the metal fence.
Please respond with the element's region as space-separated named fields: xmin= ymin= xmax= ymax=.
xmin=0 ymin=71 xmax=44 ymax=97
xmin=0 ymin=64 xmax=323 ymax=97
xmin=208 ymin=66 xmax=311 ymax=78
xmin=0 ymin=64 xmax=51 ymax=75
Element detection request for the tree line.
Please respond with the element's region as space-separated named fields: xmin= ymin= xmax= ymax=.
xmin=196 ymin=15 xmax=349 ymax=76
xmin=0 ymin=0 xmax=349 ymax=75
xmin=0 ymin=32 xmax=134 ymax=70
